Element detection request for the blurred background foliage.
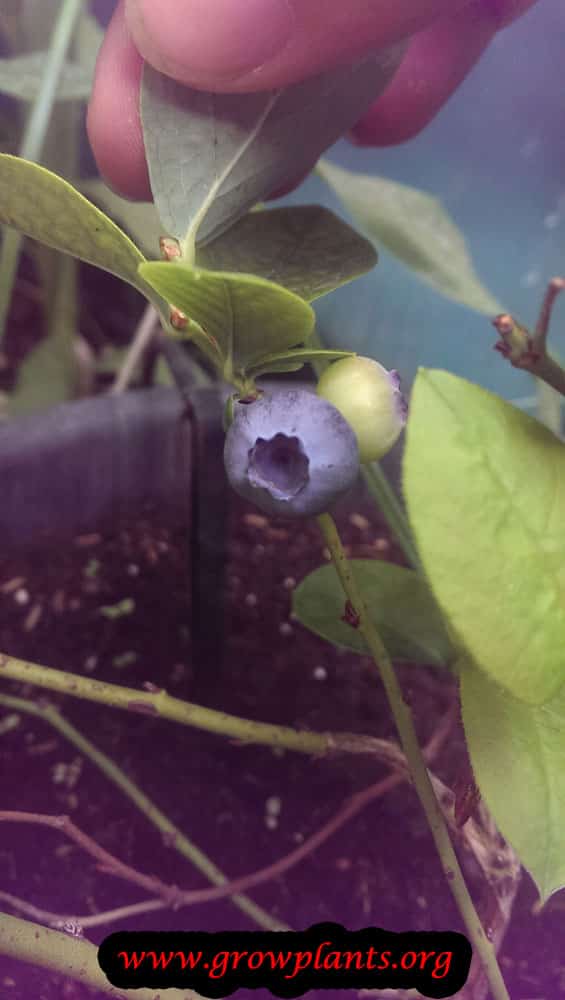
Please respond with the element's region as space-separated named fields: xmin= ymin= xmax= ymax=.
xmin=0 ymin=0 xmax=170 ymax=417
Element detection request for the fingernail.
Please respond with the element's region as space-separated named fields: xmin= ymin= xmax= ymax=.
xmin=131 ymin=0 xmax=295 ymax=82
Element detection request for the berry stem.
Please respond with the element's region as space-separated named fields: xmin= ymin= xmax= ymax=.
xmin=362 ymin=462 xmax=420 ymax=570
xmin=317 ymin=511 xmax=510 ymax=1000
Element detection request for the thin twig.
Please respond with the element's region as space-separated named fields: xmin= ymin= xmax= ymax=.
xmin=0 ymin=700 xmax=455 ymax=932
xmin=425 ymin=764 xmax=522 ymax=1000
xmin=493 ymin=276 xmax=565 ymax=398
xmin=0 ymin=0 xmax=85 ymax=343
xmin=0 ymin=650 xmax=408 ymax=760
xmin=0 ymin=888 xmax=166 ymax=931
xmin=0 ymin=811 xmax=177 ymax=901
xmin=317 ymin=512 xmax=511 ymax=1000
xmin=109 ymin=303 xmax=159 ymax=394
xmin=362 ymin=463 xmax=420 ymax=570
xmin=0 ymin=690 xmax=285 ymax=933
xmin=0 ymin=911 xmax=198 ymax=1000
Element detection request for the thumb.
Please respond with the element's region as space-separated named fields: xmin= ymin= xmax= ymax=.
xmin=125 ymin=0 xmax=467 ymax=93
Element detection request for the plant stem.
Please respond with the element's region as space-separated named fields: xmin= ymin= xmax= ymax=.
xmin=0 ymin=911 xmax=196 ymax=1000
xmin=0 ymin=0 xmax=85 ymax=343
xmin=0 ymin=652 xmax=397 ymax=762
xmin=493 ymin=277 xmax=565 ymax=402
xmin=317 ymin=512 xmax=510 ymax=1000
xmin=20 ymin=0 xmax=85 ymax=163
xmin=362 ymin=462 xmax=420 ymax=569
xmin=535 ymin=379 xmax=562 ymax=436
xmin=0 ymin=692 xmax=284 ymax=933
xmin=110 ymin=303 xmax=159 ymax=394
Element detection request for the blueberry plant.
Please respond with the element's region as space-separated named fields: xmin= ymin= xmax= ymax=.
xmin=1 ymin=6 xmax=565 ymax=1000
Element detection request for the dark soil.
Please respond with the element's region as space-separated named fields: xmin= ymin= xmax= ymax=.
xmin=0 ymin=488 xmax=564 ymax=1000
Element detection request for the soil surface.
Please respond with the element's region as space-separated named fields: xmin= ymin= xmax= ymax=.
xmin=0 ymin=487 xmax=564 ymax=1000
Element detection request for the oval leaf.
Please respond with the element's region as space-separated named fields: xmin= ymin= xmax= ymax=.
xmin=461 ymin=663 xmax=565 ymax=902
xmin=141 ymin=47 xmax=404 ymax=249
xmin=293 ymin=559 xmax=454 ymax=667
xmin=80 ymin=179 xmax=163 ymax=259
xmin=197 ymin=205 xmax=377 ymax=301
xmin=317 ymin=160 xmax=503 ymax=315
xmin=139 ymin=262 xmax=315 ymax=373
xmin=0 ymin=155 xmax=148 ymax=293
xmin=0 ymin=53 xmax=92 ymax=101
xmin=404 ymin=369 xmax=565 ymax=704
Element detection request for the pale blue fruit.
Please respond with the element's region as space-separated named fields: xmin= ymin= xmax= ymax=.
xmin=224 ymin=389 xmax=360 ymax=519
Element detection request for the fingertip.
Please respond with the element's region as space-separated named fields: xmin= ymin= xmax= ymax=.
xmin=485 ymin=0 xmax=539 ymax=28
xmin=266 ymin=164 xmax=315 ymax=200
xmin=87 ymin=0 xmax=152 ymax=201
xmin=349 ymin=3 xmax=496 ymax=147
xmin=125 ymin=0 xmax=296 ymax=90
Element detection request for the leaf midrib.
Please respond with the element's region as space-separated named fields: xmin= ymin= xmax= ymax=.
xmin=185 ymin=90 xmax=280 ymax=253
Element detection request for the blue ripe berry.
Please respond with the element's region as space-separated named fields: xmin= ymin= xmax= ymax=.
xmin=224 ymin=389 xmax=360 ymax=519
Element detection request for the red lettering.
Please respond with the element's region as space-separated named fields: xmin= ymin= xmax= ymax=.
xmin=366 ymin=947 xmax=391 ymax=971
xmin=230 ymin=950 xmax=248 ymax=970
xmin=264 ymin=950 xmax=294 ymax=970
xmin=313 ymin=941 xmax=332 ymax=969
xmin=117 ymin=950 xmax=145 ymax=970
xmin=173 ymin=950 xmax=202 ymax=970
xmin=322 ymin=950 xmax=343 ymax=971
xmin=285 ymin=951 xmax=312 ymax=978
xmin=342 ymin=950 xmax=363 ymax=970
xmin=401 ymin=951 xmax=418 ymax=970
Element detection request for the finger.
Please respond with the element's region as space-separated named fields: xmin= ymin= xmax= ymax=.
xmin=349 ymin=1 xmax=498 ymax=147
xmin=125 ymin=0 xmax=471 ymax=94
xmin=86 ymin=6 xmax=311 ymax=206
xmin=87 ymin=0 xmax=151 ymax=200
xmin=484 ymin=0 xmax=539 ymax=27
xmin=266 ymin=164 xmax=315 ymax=200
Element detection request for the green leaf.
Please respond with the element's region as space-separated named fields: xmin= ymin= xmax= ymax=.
xmin=246 ymin=347 xmax=354 ymax=379
xmin=0 ymin=155 xmax=149 ymax=295
xmin=139 ymin=261 xmax=315 ymax=375
xmin=197 ymin=205 xmax=377 ymax=301
xmin=79 ymin=179 xmax=163 ymax=259
xmin=140 ymin=47 xmax=404 ymax=251
xmin=317 ymin=160 xmax=503 ymax=315
xmin=461 ymin=663 xmax=565 ymax=902
xmin=292 ymin=560 xmax=454 ymax=667
xmin=0 ymin=52 xmax=92 ymax=101
xmin=404 ymin=369 xmax=565 ymax=704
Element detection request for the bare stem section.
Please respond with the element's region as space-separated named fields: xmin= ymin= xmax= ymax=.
xmin=493 ymin=276 xmax=565 ymax=398
xmin=0 ymin=911 xmax=196 ymax=1000
xmin=317 ymin=512 xmax=511 ymax=1000
xmin=0 ymin=650 xmax=403 ymax=761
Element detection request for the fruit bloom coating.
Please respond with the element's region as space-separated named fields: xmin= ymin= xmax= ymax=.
xmin=317 ymin=356 xmax=407 ymax=463
xmin=224 ymin=389 xmax=360 ymax=519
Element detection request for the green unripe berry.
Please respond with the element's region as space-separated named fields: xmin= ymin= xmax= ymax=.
xmin=317 ymin=356 xmax=407 ymax=463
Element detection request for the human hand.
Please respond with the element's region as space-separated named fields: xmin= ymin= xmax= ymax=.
xmin=87 ymin=0 xmax=538 ymax=201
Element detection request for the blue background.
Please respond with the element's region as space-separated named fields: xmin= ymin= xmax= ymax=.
xmin=283 ymin=0 xmax=565 ymax=404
